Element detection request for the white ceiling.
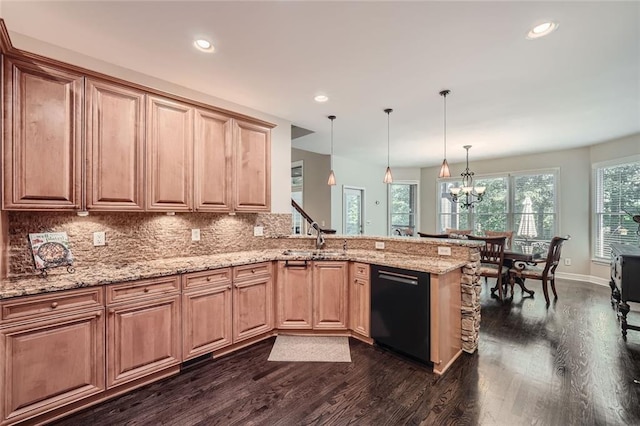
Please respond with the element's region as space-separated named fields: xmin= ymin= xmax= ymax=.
xmin=1 ymin=1 xmax=638 ymax=167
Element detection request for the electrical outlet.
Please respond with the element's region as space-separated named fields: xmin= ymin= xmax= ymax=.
xmin=438 ymin=246 xmax=452 ymax=256
xmin=564 ymin=258 xmax=571 ymax=266
xmin=191 ymin=229 xmax=201 ymax=242
xmin=93 ymin=231 xmax=106 ymax=247
xmin=375 ymin=241 xmax=385 ymax=250
xmin=253 ymin=226 xmax=264 ymax=237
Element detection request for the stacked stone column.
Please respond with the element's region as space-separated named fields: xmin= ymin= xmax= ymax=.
xmin=460 ymin=248 xmax=481 ymax=353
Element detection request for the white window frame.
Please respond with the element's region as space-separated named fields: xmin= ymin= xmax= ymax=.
xmin=387 ymin=180 xmax=420 ymax=237
xmin=436 ymin=168 xmax=559 ymax=238
xmin=592 ymin=155 xmax=640 ymax=262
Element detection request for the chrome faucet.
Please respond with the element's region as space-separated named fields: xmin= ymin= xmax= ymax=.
xmin=309 ymin=221 xmax=325 ymax=250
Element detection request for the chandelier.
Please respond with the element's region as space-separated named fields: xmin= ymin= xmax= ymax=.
xmin=449 ymin=145 xmax=486 ymax=209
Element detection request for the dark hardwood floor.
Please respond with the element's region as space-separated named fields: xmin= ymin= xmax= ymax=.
xmin=52 ymin=279 xmax=640 ymax=426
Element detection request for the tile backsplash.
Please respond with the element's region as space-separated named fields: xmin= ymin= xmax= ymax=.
xmin=7 ymin=211 xmax=291 ymax=277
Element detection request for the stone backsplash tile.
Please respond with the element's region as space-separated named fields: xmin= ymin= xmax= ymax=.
xmin=7 ymin=211 xmax=291 ymax=277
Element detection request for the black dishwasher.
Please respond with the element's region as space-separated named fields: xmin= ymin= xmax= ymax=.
xmin=370 ymin=264 xmax=430 ymax=363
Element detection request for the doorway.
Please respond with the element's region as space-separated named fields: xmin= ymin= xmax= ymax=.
xmin=343 ymin=186 xmax=365 ymax=235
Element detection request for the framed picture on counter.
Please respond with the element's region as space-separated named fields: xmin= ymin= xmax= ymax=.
xmin=28 ymin=232 xmax=74 ymax=272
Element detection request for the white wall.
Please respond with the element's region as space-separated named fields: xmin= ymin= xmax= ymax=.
xmin=291 ymin=148 xmax=332 ymax=228
xmin=421 ymin=133 xmax=640 ymax=280
xmin=8 ymin=32 xmax=292 ymax=214
xmin=329 ymin=156 xmax=421 ymax=235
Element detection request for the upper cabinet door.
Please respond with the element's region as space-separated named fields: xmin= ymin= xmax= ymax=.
xmin=194 ymin=109 xmax=232 ymax=212
xmin=2 ymin=58 xmax=83 ymax=210
xmin=233 ymin=120 xmax=271 ymax=212
xmin=86 ymin=79 xmax=145 ymax=211
xmin=146 ymin=95 xmax=193 ymax=211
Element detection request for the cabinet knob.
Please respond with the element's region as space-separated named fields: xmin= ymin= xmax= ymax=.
xmin=109 ymin=308 xmax=115 ymax=314
xmin=143 ymin=288 xmax=149 ymax=293
xmin=206 ymin=277 xmax=211 ymax=282
xmin=96 ymin=311 xmax=103 ymax=317
xmin=51 ymin=302 xmax=58 ymax=309
xmin=251 ymin=269 xmax=255 ymax=274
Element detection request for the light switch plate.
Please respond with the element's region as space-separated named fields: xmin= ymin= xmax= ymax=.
xmin=437 ymin=246 xmax=452 ymax=256
xmin=93 ymin=231 xmax=106 ymax=247
xmin=253 ymin=226 xmax=264 ymax=237
xmin=191 ymin=229 xmax=200 ymax=242
xmin=375 ymin=241 xmax=385 ymax=250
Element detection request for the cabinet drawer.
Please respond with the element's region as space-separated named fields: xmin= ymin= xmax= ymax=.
xmin=106 ymin=276 xmax=180 ymax=305
xmin=233 ymin=262 xmax=272 ymax=281
xmin=182 ymin=268 xmax=232 ymax=291
xmin=1 ymin=287 xmax=103 ymax=324
xmin=352 ymin=262 xmax=370 ymax=279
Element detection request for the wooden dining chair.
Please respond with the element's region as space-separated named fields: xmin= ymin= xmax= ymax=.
xmin=508 ymin=235 xmax=570 ymax=305
xmin=484 ymin=230 xmax=514 ymax=250
xmin=467 ymin=235 xmax=508 ymax=301
xmin=445 ymin=228 xmax=472 ymax=235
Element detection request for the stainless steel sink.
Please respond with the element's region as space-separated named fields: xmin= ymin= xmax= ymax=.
xmin=282 ymin=249 xmax=345 ymax=257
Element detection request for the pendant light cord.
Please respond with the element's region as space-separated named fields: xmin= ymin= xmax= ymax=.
xmin=443 ymin=93 xmax=447 ymax=159
xmin=387 ymin=111 xmax=390 ymax=167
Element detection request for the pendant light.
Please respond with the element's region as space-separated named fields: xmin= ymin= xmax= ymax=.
xmin=383 ymin=108 xmax=393 ymax=184
xmin=438 ymin=89 xmax=451 ymax=178
xmin=327 ymin=115 xmax=336 ymax=186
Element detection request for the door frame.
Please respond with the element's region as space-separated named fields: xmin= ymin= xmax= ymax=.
xmin=342 ymin=185 xmax=366 ymax=235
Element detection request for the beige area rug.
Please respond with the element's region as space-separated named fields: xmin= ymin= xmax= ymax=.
xmin=267 ymin=335 xmax=351 ymax=362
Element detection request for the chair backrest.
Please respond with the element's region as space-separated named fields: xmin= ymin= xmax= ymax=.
xmin=543 ymin=235 xmax=571 ymax=276
xmin=417 ymin=232 xmax=450 ymax=238
xmin=484 ymin=230 xmax=514 ymax=250
xmin=445 ymin=228 xmax=472 ymax=235
xmin=467 ymin=235 xmax=507 ymax=269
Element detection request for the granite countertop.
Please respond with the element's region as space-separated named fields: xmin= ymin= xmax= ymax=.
xmin=0 ymin=249 xmax=468 ymax=300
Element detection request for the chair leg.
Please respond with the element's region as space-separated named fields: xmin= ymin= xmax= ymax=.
xmin=496 ymin=275 xmax=503 ymax=301
xmin=542 ymin=278 xmax=550 ymax=306
xmin=550 ymin=277 xmax=558 ymax=299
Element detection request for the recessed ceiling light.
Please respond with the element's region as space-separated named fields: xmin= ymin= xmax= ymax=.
xmin=527 ymin=21 xmax=558 ymax=39
xmin=194 ymin=38 xmax=214 ymax=52
xmin=314 ymin=94 xmax=329 ymax=103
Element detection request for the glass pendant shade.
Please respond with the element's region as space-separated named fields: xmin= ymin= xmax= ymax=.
xmin=327 ymin=169 xmax=336 ymax=186
xmin=439 ymin=158 xmax=451 ymax=178
xmin=383 ymin=166 xmax=393 ymax=184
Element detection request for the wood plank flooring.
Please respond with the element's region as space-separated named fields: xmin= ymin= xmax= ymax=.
xmin=51 ymin=279 xmax=640 ymax=426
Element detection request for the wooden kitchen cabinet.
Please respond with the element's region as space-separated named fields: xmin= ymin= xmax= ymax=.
xmin=106 ymin=276 xmax=181 ymax=389
xmin=276 ymin=260 xmax=313 ymax=329
xmin=194 ymin=108 xmax=233 ymax=212
xmin=2 ymin=57 xmax=83 ymax=210
xmin=0 ymin=289 xmax=104 ymax=425
xmin=233 ymin=119 xmax=271 ymax=212
xmin=233 ymin=262 xmax=274 ymax=342
xmin=349 ymin=262 xmax=370 ymax=337
xmin=85 ymin=78 xmax=145 ymax=210
xmin=312 ymin=261 xmax=348 ymax=330
xmin=182 ymin=269 xmax=233 ymax=360
xmin=146 ymin=95 xmax=193 ymax=211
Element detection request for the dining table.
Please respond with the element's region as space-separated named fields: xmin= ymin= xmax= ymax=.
xmin=502 ymin=243 xmax=547 ymax=298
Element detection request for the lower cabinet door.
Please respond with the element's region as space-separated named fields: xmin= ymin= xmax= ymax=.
xmin=276 ymin=261 xmax=313 ymax=329
xmin=0 ymin=309 xmax=105 ymax=425
xmin=107 ymin=295 xmax=181 ymax=389
xmin=350 ymin=275 xmax=370 ymax=337
xmin=182 ymin=284 xmax=233 ymax=360
xmin=313 ymin=261 xmax=348 ymax=330
xmin=233 ymin=275 xmax=273 ymax=342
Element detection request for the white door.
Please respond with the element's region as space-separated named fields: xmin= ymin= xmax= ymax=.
xmin=343 ymin=186 xmax=364 ymax=235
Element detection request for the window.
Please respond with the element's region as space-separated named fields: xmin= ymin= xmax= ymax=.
xmin=291 ymin=161 xmax=303 ymax=234
xmin=593 ymin=158 xmax=640 ymax=261
xmin=389 ymin=182 xmax=419 ymax=236
xmin=438 ymin=170 xmax=558 ymax=245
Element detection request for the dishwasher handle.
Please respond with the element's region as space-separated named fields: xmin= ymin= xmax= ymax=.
xmin=377 ymin=270 xmax=419 ymax=285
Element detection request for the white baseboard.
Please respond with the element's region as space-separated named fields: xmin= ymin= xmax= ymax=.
xmin=555 ymin=272 xmax=609 ymax=287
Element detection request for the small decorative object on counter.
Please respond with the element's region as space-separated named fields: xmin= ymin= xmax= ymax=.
xmin=28 ymin=232 xmax=75 ymax=277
